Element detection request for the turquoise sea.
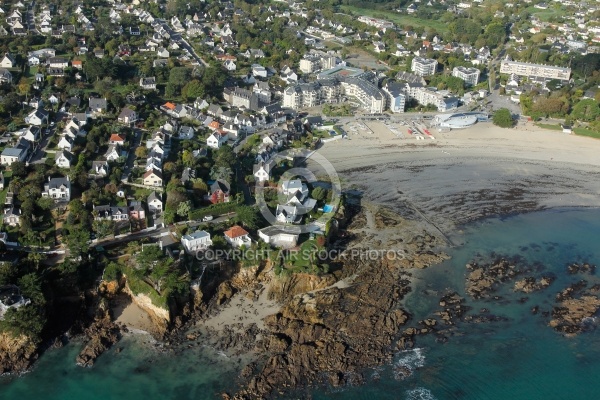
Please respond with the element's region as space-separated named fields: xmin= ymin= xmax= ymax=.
xmin=2 ymin=208 xmax=600 ymax=400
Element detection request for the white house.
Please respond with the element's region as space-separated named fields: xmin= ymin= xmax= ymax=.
xmin=57 ymin=136 xmax=73 ymax=152
xmin=91 ymin=160 xmax=109 ymax=177
xmin=0 ymin=147 xmax=27 ymax=166
xmin=224 ymin=225 xmax=251 ymax=248
xmin=207 ymin=131 xmax=228 ymax=149
xmin=42 ymin=176 xmax=71 ymax=202
xmin=224 ymin=59 xmax=237 ymax=71
xmin=258 ymin=225 xmax=300 ymax=248
xmin=24 ymin=109 xmax=49 ymax=126
xmin=252 ymin=64 xmax=268 ymax=78
xmin=178 ymin=126 xmax=195 ymax=139
xmin=181 ymin=230 xmax=212 ymax=253
xmin=0 ymin=53 xmax=15 ymax=68
xmin=147 ymin=191 xmax=163 ymax=213
xmin=139 ymin=77 xmax=157 ymax=90
xmin=118 ymin=108 xmax=137 ymax=125
xmin=253 ymin=160 xmax=274 ymax=182
xmin=282 ymin=179 xmax=309 ymax=201
xmin=104 ymin=144 xmax=121 ymax=162
xmin=55 ymin=150 xmax=73 ymax=168
xmin=143 ymin=170 xmax=163 ymax=186
xmin=0 ymin=68 xmax=12 ymax=84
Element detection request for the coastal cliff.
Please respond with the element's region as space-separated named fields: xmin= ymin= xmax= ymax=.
xmin=123 ymin=284 xmax=171 ymax=337
xmin=0 ymin=332 xmax=38 ymax=374
xmin=199 ymin=205 xmax=450 ymax=398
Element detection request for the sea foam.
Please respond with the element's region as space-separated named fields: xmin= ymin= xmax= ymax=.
xmin=405 ymin=387 xmax=437 ymax=400
xmin=394 ymin=348 xmax=425 ymax=380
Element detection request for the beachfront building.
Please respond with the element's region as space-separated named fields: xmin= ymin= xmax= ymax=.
xmin=224 ymin=225 xmax=251 ymax=248
xmin=181 ymin=230 xmax=212 ymax=253
xmin=411 ymin=57 xmax=438 ymax=77
xmin=452 ymin=66 xmax=481 ymax=86
xmin=282 ymin=66 xmax=385 ymax=113
xmin=299 ymin=52 xmax=338 ymax=74
xmin=499 ymin=60 xmax=571 ymax=80
xmin=282 ymin=82 xmax=321 ymax=109
xmin=404 ymin=83 xmax=458 ymax=112
xmin=258 ymin=226 xmax=300 ymax=248
xmin=382 ymin=81 xmax=406 ymax=113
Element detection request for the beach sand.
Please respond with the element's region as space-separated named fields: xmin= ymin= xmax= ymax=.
xmin=311 ymin=121 xmax=600 ymax=238
xmin=201 ymin=284 xmax=281 ymax=333
xmin=112 ymin=295 xmax=155 ymax=334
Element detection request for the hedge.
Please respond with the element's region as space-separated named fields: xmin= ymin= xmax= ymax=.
xmin=188 ymin=199 xmax=241 ymax=220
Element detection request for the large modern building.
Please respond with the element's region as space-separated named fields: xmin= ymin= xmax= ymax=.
xmin=282 ymin=82 xmax=322 ymax=109
xmin=404 ymin=82 xmax=458 ymax=112
xmin=499 ymin=60 xmax=571 ymax=80
xmin=411 ymin=57 xmax=438 ymax=77
xmin=357 ymin=16 xmax=394 ymax=29
xmin=299 ymin=53 xmax=337 ymax=74
xmin=283 ymin=66 xmax=385 ymax=113
xmin=452 ymin=66 xmax=481 ymax=86
xmin=382 ymin=81 xmax=406 ymax=113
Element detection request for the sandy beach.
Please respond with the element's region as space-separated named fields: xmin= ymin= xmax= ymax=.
xmin=112 ymin=295 xmax=156 ymax=334
xmin=200 ymin=284 xmax=281 ymax=333
xmin=311 ymin=121 xmax=600 ymax=238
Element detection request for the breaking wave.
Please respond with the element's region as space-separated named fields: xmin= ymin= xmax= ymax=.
xmin=394 ymin=348 xmax=425 ymax=380
xmin=405 ymin=387 xmax=437 ymax=400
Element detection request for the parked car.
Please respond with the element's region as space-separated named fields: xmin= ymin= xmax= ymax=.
xmin=202 ymin=215 xmax=213 ymax=222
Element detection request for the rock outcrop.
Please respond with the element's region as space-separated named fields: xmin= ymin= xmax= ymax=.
xmin=465 ymin=259 xmax=520 ymax=299
xmin=0 ymin=332 xmax=38 ymax=374
xmin=235 ymin=255 xmax=412 ymax=398
xmin=550 ymin=296 xmax=600 ymax=336
xmin=514 ymin=276 xmax=554 ymax=293
xmin=76 ymin=308 xmax=120 ymax=367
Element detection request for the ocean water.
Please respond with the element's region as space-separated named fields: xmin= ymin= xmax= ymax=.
xmin=2 ymin=208 xmax=600 ymax=400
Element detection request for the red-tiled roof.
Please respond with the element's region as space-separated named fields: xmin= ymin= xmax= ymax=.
xmin=224 ymin=225 xmax=248 ymax=239
xmin=109 ymin=133 xmax=125 ymax=142
xmin=163 ymin=102 xmax=176 ymax=110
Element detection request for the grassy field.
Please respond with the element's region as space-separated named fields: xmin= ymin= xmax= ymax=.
xmin=535 ymin=123 xmax=562 ymax=131
xmin=340 ymin=5 xmax=449 ymax=34
xmin=573 ymin=127 xmax=600 ymax=139
xmin=526 ymin=5 xmax=564 ymax=22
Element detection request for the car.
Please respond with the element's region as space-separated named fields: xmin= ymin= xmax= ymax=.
xmin=202 ymin=215 xmax=214 ymax=222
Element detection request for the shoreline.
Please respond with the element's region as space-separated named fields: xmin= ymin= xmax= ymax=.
xmin=311 ymin=121 xmax=600 ymax=237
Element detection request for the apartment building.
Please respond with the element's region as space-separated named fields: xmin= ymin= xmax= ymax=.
xmin=452 ymin=66 xmax=481 ymax=86
xmin=500 ymin=60 xmax=571 ymax=80
xmin=411 ymin=57 xmax=438 ymax=77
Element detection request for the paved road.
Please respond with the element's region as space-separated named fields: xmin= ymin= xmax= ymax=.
xmin=27 ymin=1 xmax=40 ymax=34
xmin=155 ymin=19 xmax=208 ymax=67
xmin=121 ymin=128 xmax=143 ymax=182
xmin=95 ymin=213 xmax=235 ymax=248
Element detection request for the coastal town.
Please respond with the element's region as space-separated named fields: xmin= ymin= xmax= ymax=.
xmin=1 ymin=0 xmax=600 ymax=398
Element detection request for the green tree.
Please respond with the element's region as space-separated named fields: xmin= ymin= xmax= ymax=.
xmin=493 ymin=108 xmax=514 ymax=128
xmin=65 ymin=227 xmax=90 ymax=259
xmin=235 ymin=205 xmax=260 ymax=229
xmin=176 ymin=200 xmax=192 ymax=217
xmin=135 ymin=245 xmax=163 ymax=273
xmin=181 ymin=80 xmax=206 ymax=101
xmin=311 ymin=186 xmax=326 ymax=201
xmin=104 ymin=262 xmax=122 ymax=281
xmin=571 ymin=99 xmax=600 ymax=122
xmin=10 ymin=162 xmax=27 ymax=178
xmin=92 ymin=219 xmax=115 ymax=239
xmin=214 ymin=145 xmax=235 ymax=168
